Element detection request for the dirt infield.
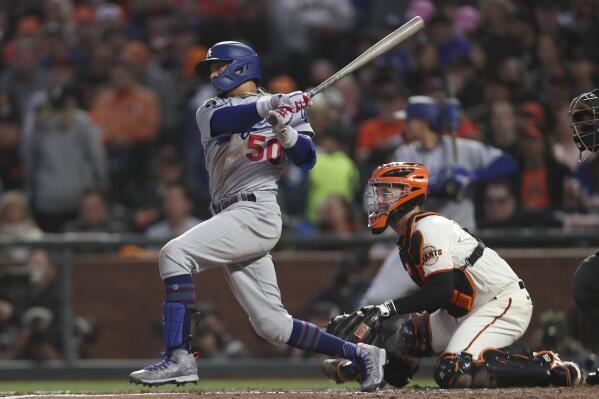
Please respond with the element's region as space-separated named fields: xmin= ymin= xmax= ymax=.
xmin=2 ymin=386 xmax=599 ymax=399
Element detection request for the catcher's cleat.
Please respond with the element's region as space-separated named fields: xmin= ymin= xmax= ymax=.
xmin=537 ymin=351 xmax=582 ymax=387
xmin=356 ymin=343 xmax=387 ymax=392
xmin=129 ymin=349 xmax=199 ymax=386
xmin=321 ymin=358 xmax=361 ymax=383
xmin=550 ymin=360 xmax=582 ymax=387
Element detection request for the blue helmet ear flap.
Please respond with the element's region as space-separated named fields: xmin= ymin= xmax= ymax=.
xmin=195 ymin=41 xmax=261 ymax=93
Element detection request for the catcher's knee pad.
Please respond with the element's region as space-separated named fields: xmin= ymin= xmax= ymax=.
xmin=159 ymin=241 xmax=193 ymax=278
xmin=250 ymin=314 xmax=293 ymax=345
xmin=388 ymin=316 xmax=433 ymax=357
xmin=434 ymin=352 xmax=474 ymax=388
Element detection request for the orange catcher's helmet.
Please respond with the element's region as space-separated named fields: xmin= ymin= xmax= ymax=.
xmin=365 ymin=162 xmax=429 ymax=234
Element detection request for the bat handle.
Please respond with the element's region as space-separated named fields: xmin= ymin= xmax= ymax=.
xmin=266 ymin=113 xmax=277 ymax=126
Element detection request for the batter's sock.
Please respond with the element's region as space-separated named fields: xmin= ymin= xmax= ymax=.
xmin=287 ymin=318 xmax=357 ymax=359
xmin=163 ymin=274 xmax=196 ymax=352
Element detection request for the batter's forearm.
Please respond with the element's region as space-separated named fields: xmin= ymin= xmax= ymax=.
xmin=283 ymin=133 xmax=316 ymax=170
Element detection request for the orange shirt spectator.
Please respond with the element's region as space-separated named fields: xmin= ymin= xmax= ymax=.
xmin=90 ymin=64 xmax=160 ymax=146
xmin=356 ymin=88 xmax=406 ymax=165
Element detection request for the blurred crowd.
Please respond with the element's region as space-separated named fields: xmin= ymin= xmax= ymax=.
xmin=1 ymin=0 xmax=599 ymax=359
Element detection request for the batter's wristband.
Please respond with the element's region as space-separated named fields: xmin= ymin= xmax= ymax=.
xmin=276 ymin=125 xmax=299 ymax=148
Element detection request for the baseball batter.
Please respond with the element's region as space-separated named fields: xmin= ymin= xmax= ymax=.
xmin=129 ymin=41 xmax=386 ymax=392
xmin=323 ymin=162 xmax=581 ymax=388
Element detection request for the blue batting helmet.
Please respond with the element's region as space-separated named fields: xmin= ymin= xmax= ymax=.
xmin=195 ymin=41 xmax=261 ymax=93
xmin=405 ymin=96 xmax=442 ymax=131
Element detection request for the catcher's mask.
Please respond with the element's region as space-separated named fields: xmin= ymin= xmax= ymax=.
xmin=365 ymin=162 xmax=428 ymax=234
xmin=569 ymin=88 xmax=599 ymax=157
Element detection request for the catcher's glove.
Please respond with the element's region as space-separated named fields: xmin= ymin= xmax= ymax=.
xmin=325 ymin=306 xmax=385 ymax=346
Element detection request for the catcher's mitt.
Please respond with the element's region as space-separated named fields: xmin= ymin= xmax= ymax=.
xmin=324 ymin=307 xmax=420 ymax=388
xmin=326 ymin=306 xmax=385 ymax=346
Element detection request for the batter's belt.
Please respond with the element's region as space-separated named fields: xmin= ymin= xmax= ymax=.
xmin=211 ymin=191 xmax=257 ymax=214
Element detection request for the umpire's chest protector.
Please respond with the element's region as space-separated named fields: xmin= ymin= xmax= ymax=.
xmin=398 ymin=212 xmax=476 ymax=318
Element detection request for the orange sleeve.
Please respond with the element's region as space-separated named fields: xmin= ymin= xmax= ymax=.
xmin=356 ymin=119 xmax=377 ymax=150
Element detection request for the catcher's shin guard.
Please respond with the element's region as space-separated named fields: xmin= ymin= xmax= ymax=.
xmin=477 ymin=348 xmax=581 ymax=388
xmin=481 ymin=348 xmax=552 ymax=388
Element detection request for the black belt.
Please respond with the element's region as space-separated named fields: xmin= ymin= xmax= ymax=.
xmin=211 ymin=192 xmax=256 ymax=214
xmin=464 ymin=239 xmax=485 ymax=268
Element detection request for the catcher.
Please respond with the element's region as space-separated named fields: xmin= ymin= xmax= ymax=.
xmin=322 ymin=162 xmax=582 ymax=389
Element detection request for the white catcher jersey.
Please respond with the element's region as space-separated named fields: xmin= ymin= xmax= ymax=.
xmin=393 ymin=136 xmax=505 ymax=230
xmin=196 ymin=95 xmax=313 ymax=202
xmin=413 ymin=214 xmax=520 ymax=309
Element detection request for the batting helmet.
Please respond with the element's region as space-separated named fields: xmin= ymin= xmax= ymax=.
xmin=569 ymin=89 xmax=599 ymax=153
xmin=195 ymin=41 xmax=261 ymax=93
xmin=365 ymin=162 xmax=429 ymax=234
xmin=406 ymin=96 xmax=442 ymax=131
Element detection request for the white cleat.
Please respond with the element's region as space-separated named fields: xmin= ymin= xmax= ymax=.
xmin=356 ymin=343 xmax=386 ymax=392
xmin=129 ymin=349 xmax=199 ymax=386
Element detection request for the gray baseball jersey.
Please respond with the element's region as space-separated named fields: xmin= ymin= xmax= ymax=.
xmin=393 ymin=136 xmax=504 ymax=230
xmin=157 ymin=94 xmax=314 ymax=346
xmin=196 ymin=95 xmax=312 ymax=202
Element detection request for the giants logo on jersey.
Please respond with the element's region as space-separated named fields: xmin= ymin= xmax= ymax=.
xmin=423 ymin=246 xmax=442 ymax=266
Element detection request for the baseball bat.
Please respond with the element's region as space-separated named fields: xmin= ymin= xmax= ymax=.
xmin=267 ymin=16 xmax=424 ymax=125
xmin=309 ymin=16 xmax=424 ymax=98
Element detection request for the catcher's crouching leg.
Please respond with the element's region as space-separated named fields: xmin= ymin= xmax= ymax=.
xmin=434 ymin=347 xmax=582 ymax=389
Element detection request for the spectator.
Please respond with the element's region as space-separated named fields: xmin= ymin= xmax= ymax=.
xmin=0 ymin=39 xmax=51 ymax=113
xmin=0 ymin=300 xmax=17 ymax=359
xmin=316 ymin=195 xmax=356 ymax=236
xmin=488 ymin=99 xmax=520 ymax=161
xmin=144 ymin=184 xmax=201 ymax=240
xmin=22 ymin=83 xmax=107 ymax=232
xmin=479 ymin=180 xmax=519 ymax=228
xmin=0 ymin=190 xmax=43 ymax=262
xmin=62 ymin=188 xmax=127 ymax=234
xmin=515 ymin=124 xmax=570 ymax=213
xmin=552 ymin=104 xmax=581 ymax=173
xmin=355 ymin=86 xmax=406 ymax=171
xmin=307 ymin=133 xmax=359 ymax=224
xmin=90 ymin=62 xmax=160 ymax=208
xmin=121 ymin=41 xmax=179 ymax=144
xmin=12 ymin=306 xmax=60 ymax=361
xmin=0 ymin=89 xmax=23 ymax=190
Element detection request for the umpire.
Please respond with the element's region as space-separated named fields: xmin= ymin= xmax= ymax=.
xmin=569 ymin=89 xmax=599 ymax=383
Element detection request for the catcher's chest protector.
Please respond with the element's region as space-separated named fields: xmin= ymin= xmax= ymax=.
xmin=398 ymin=211 xmax=476 ymax=318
